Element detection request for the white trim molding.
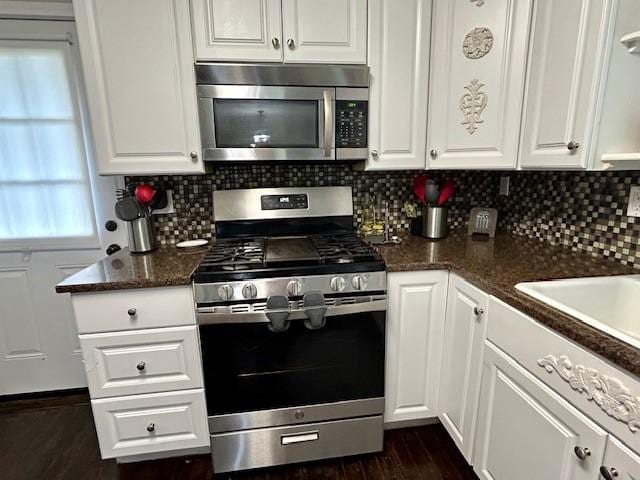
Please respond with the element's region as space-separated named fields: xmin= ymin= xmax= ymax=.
xmin=0 ymin=1 xmax=73 ymax=20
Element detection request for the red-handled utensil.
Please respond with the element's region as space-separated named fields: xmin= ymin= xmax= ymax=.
xmin=437 ymin=179 xmax=455 ymax=206
xmin=135 ymin=184 xmax=156 ymax=206
xmin=412 ymin=175 xmax=428 ymax=204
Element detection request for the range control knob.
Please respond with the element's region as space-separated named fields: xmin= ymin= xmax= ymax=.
xmin=242 ymin=283 xmax=258 ymax=299
xmin=217 ymin=284 xmax=234 ymax=301
xmin=330 ymin=276 xmax=346 ymax=292
xmin=352 ymin=275 xmax=368 ymax=291
xmin=287 ymin=280 xmax=303 ymax=297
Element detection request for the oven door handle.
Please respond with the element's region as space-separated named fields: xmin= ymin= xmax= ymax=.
xmin=322 ymin=89 xmax=334 ymax=158
xmin=197 ymin=298 xmax=386 ymax=325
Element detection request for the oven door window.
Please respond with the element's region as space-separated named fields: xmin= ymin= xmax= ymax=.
xmin=200 ymin=312 xmax=385 ymax=415
xmin=213 ymin=99 xmax=319 ymax=148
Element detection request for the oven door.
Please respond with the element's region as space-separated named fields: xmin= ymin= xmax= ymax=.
xmin=198 ymin=85 xmax=335 ymax=162
xmin=198 ymin=298 xmax=385 ymax=433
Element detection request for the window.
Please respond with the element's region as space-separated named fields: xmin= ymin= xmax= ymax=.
xmin=0 ymin=39 xmax=96 ymax=246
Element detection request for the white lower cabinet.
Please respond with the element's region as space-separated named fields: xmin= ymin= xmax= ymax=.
xmin=600 ymin=436 xmax=640 ymax=480
xmin=91 ymin=389 xmax=209 ymax=459
xmin=437 ymin=274 xmax=488 ymax=463
xmin=385 ymin=270 xmax=448 ymax=424
xmin=474 ymin=341 xmax=608 ymax=480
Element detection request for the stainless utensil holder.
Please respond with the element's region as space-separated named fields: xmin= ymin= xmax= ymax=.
xmin=127 ymin=215 xmax=157 ymax=253
xmin=422 ymin=207 xmax=449 ymax=239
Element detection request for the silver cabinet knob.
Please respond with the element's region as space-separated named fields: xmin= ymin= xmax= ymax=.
xmin=287 ymin=38 xmax=295 ymax=49
xmin=146 ymin=423 xmax=155 ymax=433
xmin=127 ymin=308 xmax=137 ymax=317
xmin=474 ymin=307 xmax=484 ymax=316
xmin=136 ymin=361 xmax=146 ymax=371
xmin=371 ymin=149 xmax=378 ymax=158
xmin=217 ymin=284 xmax=234 ymax=301
xmin=430 ymin=149 xmax=438 ymax=158
xmin=599 ymin=466 xmax=619 ymax=480
xmin=352 ymin=275 xmax=368 ymax=291
xmin=272 ymin=37 xmax=280 ymax=49
xmin=287 ymin=280 xmax=302 ymax=297
xmin=189 ymin=151 xmax=198 ymax=160
xmin=574 ymin=446 xmax=591 ymax=460
xmin=567 ymin=141 xmax=580 ymax=151
xmin=242 ymin=283 xmax=258 ymax=299
xmin=330 ymin=276 xmax=346 ymax=292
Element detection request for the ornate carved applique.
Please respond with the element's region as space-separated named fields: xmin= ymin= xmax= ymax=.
xmin=460 ymin=79 xmax=487 ymax=134
xmin=470 ymin=0 xmax=485 ymax=6
xmin=463 ymin=27 xmax=494 ymax=59
xmin=538 ymin=354 xmax=640 ymax=433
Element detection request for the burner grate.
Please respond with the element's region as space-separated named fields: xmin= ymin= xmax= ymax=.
xmin=199 ymin=238 xmax=265 ymax=271
xmin=311 ymin=234 xmax=379 ymax=265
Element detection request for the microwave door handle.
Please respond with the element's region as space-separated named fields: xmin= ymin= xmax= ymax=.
xmin=322 ymin=89 xmax=334 ymax=158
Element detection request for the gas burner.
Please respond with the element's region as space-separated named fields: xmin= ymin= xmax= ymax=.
xmin=199 ymin=238 xmax=265 ymax=271
xmin=311 ymin=234 xmax=379 ymax=264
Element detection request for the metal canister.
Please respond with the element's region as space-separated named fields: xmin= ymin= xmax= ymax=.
xmin=422 ymin=206 xmax=449 ymax=239
xmin=127 ymin=215 xmax=157 ymax=253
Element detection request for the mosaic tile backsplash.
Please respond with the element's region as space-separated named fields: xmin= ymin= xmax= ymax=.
xmin=127 ymin=166 xmax=640 ymax=269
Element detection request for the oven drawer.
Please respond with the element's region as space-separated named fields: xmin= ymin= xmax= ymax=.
xmin=211 ymin=415 xmax=383 ymax=473
xmin=80 ymin=326 xmax=203 ymax=398
xmin=91 ymin=389 xmax=209 ymax=459
xmin=72 ymin=286 xmax=195 ymax=334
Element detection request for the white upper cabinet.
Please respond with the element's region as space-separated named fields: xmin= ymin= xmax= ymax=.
xmin=427 ymin=0 xmax=532 ymax=169
xmin=73 ymin=0 xmax=203 ymax=175
xmin=366 ymin=0 xmax=431 ymax=170
xmin=191 ymin=0 xmax=284 ymax=62
xmin=385 ymin=270 xmax=448 ymax=424
xmin=519 ymin=1 xmax=613 ymax=169
xmin=281 ymin=0 xmax=367 ymax=64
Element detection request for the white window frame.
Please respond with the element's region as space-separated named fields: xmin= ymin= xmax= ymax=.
xmin=0 ymin=19 xmax=101 ymax=252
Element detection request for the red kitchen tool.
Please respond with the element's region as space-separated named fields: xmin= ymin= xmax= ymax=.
xmin=437 ymin=179 xmax=455 ymax=206
xmin=412 ymin=174 xmax=428 ymax=204
xmin=134 ymin=184 xmax=156 ymax=206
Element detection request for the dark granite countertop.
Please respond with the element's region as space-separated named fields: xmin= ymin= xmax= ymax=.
xmin=376 ymin=232 xmax=640 ymax=377
xmin=55 ymin=246 xmax=207 ymax=294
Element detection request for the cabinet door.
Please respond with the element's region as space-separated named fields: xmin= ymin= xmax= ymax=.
xmin=474 ymin=341 xmax=608 ymax=480
xmin=438 ymin=274 xmax=488 ymax=464
xmin=385 ymin=270 xmax=448 ymax=424
xmin=191 ymin=0 xmax=283 ymax=62
xmin=600 ymin=436 xmax=640 ymax=480
xmin=281 ymin=0 xmax=367 ymax=64
xmin=519 ymin=1 xmax=613 ymax=169
xmin=427 ymin=0 xmax=532 ymax=169
xmin=73 ymin=0 xmax=203 ymax=175
xmin=366 ymin=0 xmax=430 ymax=170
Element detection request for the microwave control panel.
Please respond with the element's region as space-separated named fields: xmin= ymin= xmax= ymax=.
xmin=335 ymin=100 xmax=367 ymax=148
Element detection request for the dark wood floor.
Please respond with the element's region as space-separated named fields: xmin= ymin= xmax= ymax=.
xmin=0 ymin=394 xmax=477 ymax=480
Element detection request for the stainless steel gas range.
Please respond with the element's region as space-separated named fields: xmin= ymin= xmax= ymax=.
xmin=193 ymin=186 xmax=386 ymax=474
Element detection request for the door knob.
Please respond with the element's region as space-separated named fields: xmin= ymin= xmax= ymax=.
xmin=189 ymin=151 xmax=198 ymax=160
xmin=599 ymin=466 xmax=619 ymax=480
xmin=574 ymin=446 xmax=591 ymax=460
xmin=287 ymin=38 xmax=295 ymax=49
xmin=474 ymin=307 xmax=484 ymax=316
xmin=567 ymin=141 xmax=580 ymax=151
xmin=371 ymin=149 xmax=378 ymax=158
xmin=272 ymin=37 xmax=280 ymax=49
xmin=136 ymin=361 xmax=146 ymax=371
xmin=430 ymin=149 xmax=438 ymax=158
xmin=127 ymin=308 xmax=137 ymax=317
xmin=146 ymin=423 xmax=155 ymax=433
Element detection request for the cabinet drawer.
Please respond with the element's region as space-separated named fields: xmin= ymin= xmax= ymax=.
xmin=80 ymin=326 xmax=203 ymax=398
xmin=91 ymin=389 xmax=209 ymax=459
xmin=488 ymin=296 xmax=640 ymax=455
xmin=72 ymin=286 xmax=195 ymax=334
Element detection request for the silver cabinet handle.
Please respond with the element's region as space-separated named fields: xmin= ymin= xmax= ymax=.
xmin=287 ymin=38 xmax=295 ymax=49
xmin=567 ymin=141 xmax=580 ymax=151
xmin=281 ymin=431 xmax=319 ymax=445
xmin=599 ymin=466 xmax=619 ymax=480
xmin=430 ymin=149 xmax=438 ymax=158
xmin=136 ymin=361 xmax=146 ymax=371
xmin=574 ymin=446 xmax=591 ymax=460
xmin=371 ymin=149 xmax=378 ymax=158
xmin=127 ymin=308 xmax=137 ymax=317
xmin=272 ymin=37 xmax=280 ymax=49
xmin=146 ymin=423 xmax=155 ymax=433
xmin=189 ymin=151 xmax=198 ymax=160
xmin=474 ymin=307 xmax=484 ymax=316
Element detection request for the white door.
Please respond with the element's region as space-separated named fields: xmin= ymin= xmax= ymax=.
xmin=281 ymin=0 xmax=367 ymax=64
xmin=599 ymin=436 xmax=640 ymax=480
xmin=366 ymin=0 xmax=431 ymax=170
xmin=385 ymin=270 xmax=448 ymax=424
xmin=427 ymin=0 xmax=532 ymax=169
xmin=191 ymin=0 xmax=284 ymax=62
xmin=0 ymin=20 xmax=123 ymax=395
xmin=438 ymin=274 xmax=488 ymax=464
xmin=519 ymin=1 xmax=613 ymax=169
xmin=474 ymin=341 xmax=608 ymax=480
xmin=73 ymin=0 xmax=203 ymax=175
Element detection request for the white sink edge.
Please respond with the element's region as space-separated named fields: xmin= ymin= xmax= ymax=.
xmin=515 ymin=280 xmax=640 ymax=350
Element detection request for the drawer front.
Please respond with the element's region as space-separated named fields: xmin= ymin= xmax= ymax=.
xmin=488 ymin=296 xmax=640 ymax=454
xmin=72 ymin=286 xmax=195 ymax=334
xmin=91 ymin=389 xmax=209 ymax=459
xmin=80 ymin=326 xmax=203 ymax=398
xmin=212 ymin=415 xmax=383 ymax=473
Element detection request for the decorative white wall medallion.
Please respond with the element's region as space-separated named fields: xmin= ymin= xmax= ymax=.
xmin=463 ymin=27 xmax=494 ymax=59
xmin=460 ymin=79 xmax=487 ymax=134
xmin=538 ymin=354 xmax=640 ymax=433
xmin=470 ymin=0 xmax=485 ymax=6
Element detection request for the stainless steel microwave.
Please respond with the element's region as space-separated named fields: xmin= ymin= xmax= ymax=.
xmin=195 ymin=64 xmax=369 ymax=162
